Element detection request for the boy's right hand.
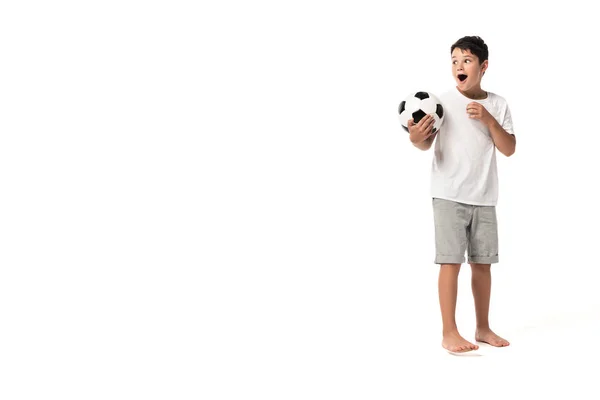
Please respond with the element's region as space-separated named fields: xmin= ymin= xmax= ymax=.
xmin=408 ymin=114 xmax=436 ymax=144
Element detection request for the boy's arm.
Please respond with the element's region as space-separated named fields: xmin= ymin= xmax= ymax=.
xmin=488 ymin=119 xmax=516 ymax=157
xmin=466 ymin=101 xmax=516 ymax=157
xmin=412 ymin=132 xmax=436 ymax=151
xmin=408 ymin=114 xmax=437 ymax=151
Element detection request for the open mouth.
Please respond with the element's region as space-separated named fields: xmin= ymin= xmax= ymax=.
xmin=458 ymin=74 xmax=468 ymax=82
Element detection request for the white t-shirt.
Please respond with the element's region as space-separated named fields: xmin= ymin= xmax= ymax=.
xmin=431 ymin=88 xmax=514 ymax=206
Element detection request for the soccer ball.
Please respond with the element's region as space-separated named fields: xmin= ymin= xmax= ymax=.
xmin=398 ymin=91 xmax=444 ymax=133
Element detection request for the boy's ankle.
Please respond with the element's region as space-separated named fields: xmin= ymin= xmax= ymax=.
xmin=442 ymin=327 xmax=459 ymax=335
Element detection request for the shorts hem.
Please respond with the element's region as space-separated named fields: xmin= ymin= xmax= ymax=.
xmin=468 ymin=256 xmax=499 ymax=264
xmin=435 ymin=255 xmax=465 ymax=264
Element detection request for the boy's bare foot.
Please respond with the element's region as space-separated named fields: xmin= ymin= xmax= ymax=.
xmin=442 ymin=331 xmax=479 ymax=353
xmin=475 ymin=328 xmax=510 ymax=347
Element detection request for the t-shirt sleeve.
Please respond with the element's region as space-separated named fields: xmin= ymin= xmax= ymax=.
xmin=502 ymin=103 xmax=514 ymax=135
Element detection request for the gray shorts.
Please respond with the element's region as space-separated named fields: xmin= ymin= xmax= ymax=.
xmin=432 ymin=198 xmax=499 ymax=264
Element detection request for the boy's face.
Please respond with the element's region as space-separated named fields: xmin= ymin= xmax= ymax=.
xmin=451 ymin=48 xmax=488 ymax=90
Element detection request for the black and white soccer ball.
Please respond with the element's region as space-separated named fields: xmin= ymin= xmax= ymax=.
xmin=398 ymin=91 xmax=444 ymax=133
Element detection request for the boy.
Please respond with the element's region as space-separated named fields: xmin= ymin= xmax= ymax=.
xmin=407 ymin=36 xmax=515 ymax=354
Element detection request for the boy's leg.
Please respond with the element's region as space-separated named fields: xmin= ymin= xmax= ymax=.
xmin=433 ymin=198 xmax=478 ymax=353
xmin=439 ymin=263 xmax=479 ymax=352
xmin=470 ymin=263 xmax=492 ymax=328
xmin=470 ymin=263 xmax=509 ymax=346
xmin=471 ymin=263 xmax=510 ymax=347
xmin=439 ymin=264 xmax=460 ymax=331
xmin=468 ymin=205 xmax=509 ymax=347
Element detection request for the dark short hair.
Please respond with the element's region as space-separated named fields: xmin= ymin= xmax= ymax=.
xmin=451 ymin=36 xmax=488 ymax=64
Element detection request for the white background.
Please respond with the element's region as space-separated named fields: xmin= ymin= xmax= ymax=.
xmin=1 ymin=1 xmax=599 ymax=399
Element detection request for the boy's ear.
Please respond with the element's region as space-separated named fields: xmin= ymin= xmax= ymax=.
xmin=481 ymin=60 xmax=489 ymax=75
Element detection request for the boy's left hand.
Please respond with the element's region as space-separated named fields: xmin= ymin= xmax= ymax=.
xmin=466 ymin=102 xmax=494 ymax=127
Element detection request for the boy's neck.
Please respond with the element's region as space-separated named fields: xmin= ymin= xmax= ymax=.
xmin=456 ymin=85 xmax=487 ymax=100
